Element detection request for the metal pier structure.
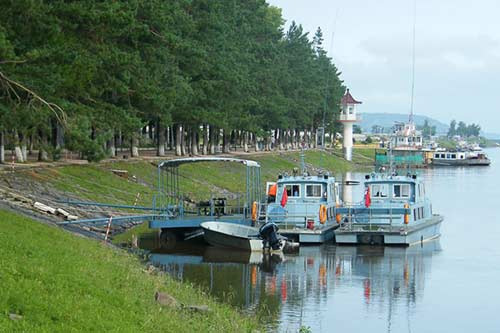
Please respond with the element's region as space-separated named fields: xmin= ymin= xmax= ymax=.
xmin=150 ymin=157 xmax=262 ymax=244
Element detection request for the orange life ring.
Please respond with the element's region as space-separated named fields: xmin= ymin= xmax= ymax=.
xmin=251 ymin=201 xmax=258 ymax=222
xmin=404 ymin=203 xmax=410 ymax=224
xmin=319 ymin=205 xmax=327 ymax=224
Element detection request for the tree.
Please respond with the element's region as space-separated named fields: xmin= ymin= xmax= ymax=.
xmin=448 ymin=120 xmax=457 ymax=137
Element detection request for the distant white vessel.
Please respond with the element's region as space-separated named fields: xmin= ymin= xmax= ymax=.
xmin=431 ymin=150 xmax=490 ymax=166
xmin=391 ymin=122 xmax=423 ymax=150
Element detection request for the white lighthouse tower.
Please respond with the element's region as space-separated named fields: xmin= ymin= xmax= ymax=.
xmin=339 ymin=89 xmax=362 ymax=161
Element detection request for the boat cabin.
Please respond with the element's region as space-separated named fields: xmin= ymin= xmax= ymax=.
xmin=266 ymin=173 xmax=339 ymax=229
xmin=337 ymin=173 xmax=432 ymax=226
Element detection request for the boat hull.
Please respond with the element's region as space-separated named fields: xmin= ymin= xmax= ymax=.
xmin=280 ymin=224 xmax=337 ymax=244
xmin=431 ymin=159 xmax=490 ymax=166
xmin=335 ymin=215 xmax=443 ymax=246
xmin=201 ymin=221 xmax=271 ymax=251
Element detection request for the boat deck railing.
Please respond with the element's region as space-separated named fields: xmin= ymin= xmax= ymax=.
xmin=259 ymin=203 xmax=335 ymax=230
xmin=336 ymin=206 xmax=411 ymax=232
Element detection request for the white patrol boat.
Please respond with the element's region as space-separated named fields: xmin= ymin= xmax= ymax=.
xmin=335 ymin=172 xmax=443 ymax=246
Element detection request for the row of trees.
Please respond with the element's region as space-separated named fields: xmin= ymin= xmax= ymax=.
xmin=0 ymin=0 xmax=345 ymax=162
xmin=448 ymin=120 xmax=481 ymax=138
xmin=418 ymin=120 xmax=436 ymax=138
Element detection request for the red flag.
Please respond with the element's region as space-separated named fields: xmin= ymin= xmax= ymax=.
xmin=364 ymin=186 xmax=371 ymax=207
xmin=281 ymin=188 xmax=288 ymax=207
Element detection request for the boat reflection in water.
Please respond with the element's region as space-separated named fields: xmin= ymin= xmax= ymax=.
xmin=146 ymin=237 xmax=441 ymax=332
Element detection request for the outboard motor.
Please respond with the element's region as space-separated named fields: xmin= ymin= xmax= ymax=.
xmin=259 ymin=222 xmax=282 ymax=250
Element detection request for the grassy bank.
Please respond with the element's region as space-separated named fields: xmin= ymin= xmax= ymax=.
xmin=0 ymin=210 xmax=258 ymax=332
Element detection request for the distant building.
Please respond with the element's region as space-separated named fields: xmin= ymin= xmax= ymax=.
xmin=391 ymin=121 xmax=423 ymax=150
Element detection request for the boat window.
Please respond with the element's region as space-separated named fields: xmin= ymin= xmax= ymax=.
xmin=285 ymin=184 xmax=301 ymax=197
xmin=393 ymin=184 xmax=410 ymax=198
xmin=434 ymin=154 xmax=439 ymax=158
xmin=441 ymin=154 xmax=445 ymax=158
xmin=414 ymin=208 xmax=417 ymax=221
xmin=446 ymin=154 xmax=451 ymax=159
xmin=451 ymin=154 xmax=456 ymax=158
xmin=306 ymin=184 xmax=322 ymax=198
xmin=371 ymin=184 xmax=388 ymax=198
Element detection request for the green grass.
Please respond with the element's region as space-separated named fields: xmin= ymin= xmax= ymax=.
xmin=32 ymin=164 xmax=156 ymax=209
xmin=0 ymin=210 xmax=258 ymax=332
xmin=353 ymin=147 xmax=377 ymax=161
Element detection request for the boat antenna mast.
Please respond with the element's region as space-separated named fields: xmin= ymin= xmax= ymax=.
xmin=300 ymin=150 xmax=307 ymax=174
xmin=318 ymin=9 xmax=340 ymax=172
xmin=409 ymin=0 xmax=417 ymax=124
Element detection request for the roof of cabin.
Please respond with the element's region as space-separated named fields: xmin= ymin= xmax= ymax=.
xmin=365 ymin=176 xmax=419 ymax=185
xmin=341 ymin=89 xmax=362 ymax=105
xmin=277 ymin=175 xmax=335 ymax=184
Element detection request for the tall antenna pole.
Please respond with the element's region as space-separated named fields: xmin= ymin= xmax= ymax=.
xmin=319 ymin=9 xmax=340 ymax=169
xmin=409 ymin=0 xmax=417 ymax=123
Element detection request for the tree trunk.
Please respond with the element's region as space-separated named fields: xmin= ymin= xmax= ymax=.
xmin=0 ymin=130 xmax=5 ymax=164
xmin=243 ymin=131 xmax=249 ymax=152
xmin=148 ymin=121 xmax=154 ymax=141
xmin=253 ymin=133 xmax=260 ymax=152
xmin=20 ymin=133 xmax=28 ymax=162
xmin=174 ymin=125 xmax=182 ymax=156
xmin=191 ymin=126 xmax=198 ymax=156
xmin=38 ymin=132 xmax=49 ymax=161
xmin=311 ymin=127 xmax=316 ymax=148
xmin=265 ymin=136 xmax=271 ymax=151
xmin=115 ymin=131 xmax=122 ymax=156
xmin=157 ymin=121 xmax=165 ymax=157
xmin=51 ymin=120 xmax=64 ymax=149
xmin=278 ymin=129 xmax=284 ymax=151
xmin=223 ymin=129 xmax=231 ymax=153
xmin=107 ymin=131 xmax=116 ymax=157
xmin=237 ymin=130 xmax=243 ymax=148
xmin=28 ymin=134 xmax=34 ymax=156
xmin=202 ymin=124 xmax=209 ymax=155
xmin=166 ymin=127 xmax=171 ymax=151
xmin=130 ymin=134 xmax=139 ymax=157
xmin=170 ymin=126 xmax=175 ymax=151
xmin=14 ymin=131 xmax=24 ymax=163
xmin=181 ymin=125 xmax=187 ymax=156
xmin=209 ymin=126 xmax=216 ymax=155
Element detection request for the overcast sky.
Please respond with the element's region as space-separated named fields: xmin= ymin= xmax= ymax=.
xmin=267 ymin=0 xmax=500 ymax=133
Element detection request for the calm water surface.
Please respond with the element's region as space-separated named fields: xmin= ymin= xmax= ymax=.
xmin=142 ymin=148 xmax=500 ymax=332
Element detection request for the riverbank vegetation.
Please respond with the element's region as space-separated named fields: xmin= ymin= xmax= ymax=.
xmin=0 ymin=209 xmax=259 ymax=332
xmin=0 ymin=0 xmax=345 ymax=163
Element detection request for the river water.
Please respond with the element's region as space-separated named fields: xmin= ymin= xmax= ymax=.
xmin=141 ymin=148 xmax=500 ymax=332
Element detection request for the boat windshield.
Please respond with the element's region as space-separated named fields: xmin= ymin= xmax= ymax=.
xmin=285 ymin=184 xmax=301 ymax=197
xmin=393 ymin=184 xmax=410 ymax=198
xmin=371 ymin=184 xmax=388 ymax=198
xmin=306 ymin=184 xmax=322 ymax=198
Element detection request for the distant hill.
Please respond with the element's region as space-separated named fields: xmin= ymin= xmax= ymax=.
xmin=359 ymin=113 xmax=448 ymax=134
